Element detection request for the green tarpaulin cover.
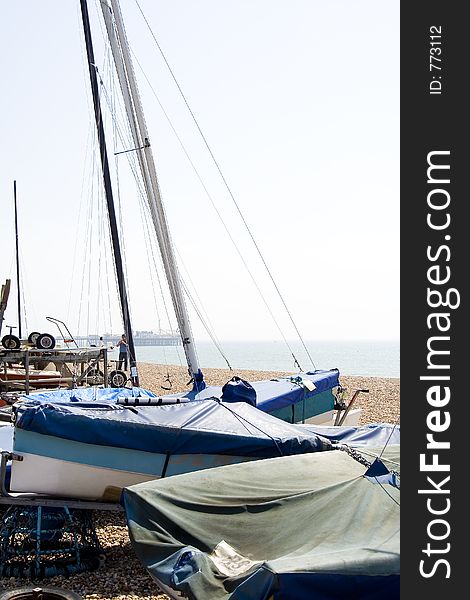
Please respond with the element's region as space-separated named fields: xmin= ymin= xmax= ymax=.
xmin=124 ymin=450 xmax=399 ymax=600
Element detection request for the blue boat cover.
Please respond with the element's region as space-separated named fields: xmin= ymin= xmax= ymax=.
xmin=304 ymin=422 xmax=400 ymax=447
xmin=165 ymin=369 xmax=340 ymax=411
xmin=124 ymin=450 xmax=400 ymax=600
xmin=21 ymin=369 xmax=339 ymax=416
xmin=21 ymin=386 xmax=158 ymax=404
xmin=15 ymin=398 xmax=332 ymax=457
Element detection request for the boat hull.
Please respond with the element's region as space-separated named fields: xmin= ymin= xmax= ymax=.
xmin=9 ymin=429 xmax=256 ymax=501
xmin=10 ymin=452 xmax=256 ymax=501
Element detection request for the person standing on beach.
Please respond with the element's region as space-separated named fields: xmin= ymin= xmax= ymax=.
xmin=117 ymin=334 xmax=129 ymax=371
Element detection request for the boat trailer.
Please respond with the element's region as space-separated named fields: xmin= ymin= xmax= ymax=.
xmin=0 ymin=348 xmax=109 ymax=394
xmin=0 ymin=451 xmax=121 ymax=579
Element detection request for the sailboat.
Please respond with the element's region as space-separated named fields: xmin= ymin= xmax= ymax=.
xmin=7 ymin=0 xmax=360 ymax=500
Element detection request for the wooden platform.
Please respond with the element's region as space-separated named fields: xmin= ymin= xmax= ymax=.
xmin=0 ymin=347 xmax=108 ymax=393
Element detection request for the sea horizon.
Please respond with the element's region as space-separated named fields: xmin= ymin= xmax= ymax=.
xmin=111 ymin=339 xmax=400 ymax=379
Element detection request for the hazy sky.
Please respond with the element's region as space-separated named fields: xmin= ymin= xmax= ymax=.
xmin=0 ymin=1 xmax=399 ymax=346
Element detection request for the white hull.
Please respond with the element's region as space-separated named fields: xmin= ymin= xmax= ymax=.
xmin=305 ymin=408 xmax=362 ymax=427
xmin=9 ymin=450 xmax=255 ymax=501
xmin=10 ymin=452 xmax=155 ymax=501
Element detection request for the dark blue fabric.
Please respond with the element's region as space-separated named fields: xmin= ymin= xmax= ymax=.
xmin=15 ymin=398 xmax=331 ymax=457
xmin=274 ymin=572 xmax=399 ymax=600
xmin=254 ymin=370 xmax=339 ymax=412
xmin=221 ymin=377 xmax=257 ymax=407
xmin=304 ymin=423 xmax=400 ymax=447
xmin=172 ymin=369 xmax=340 ymax=411
xmin=192 ymin=369 xmax=206 ymax=393
xmin=365 ymin=458 xmax=390 ymax=478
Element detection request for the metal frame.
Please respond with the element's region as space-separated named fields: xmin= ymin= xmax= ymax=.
xmin=0 ymin=347 xmax=108 ymax=394
xmin=334 ymin=388 xmax=369 ymax=426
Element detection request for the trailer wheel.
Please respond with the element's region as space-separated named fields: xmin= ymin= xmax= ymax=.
xmin=0 ymin=588 xmax=82 ymax=600
xmin=27 ymin=331 xmax=41 ymax=344
xmin=35 ymin=333 xmax=56 ymax=350
xmin=108 ymin=370 xmax=127 ymax=388
xmin=1 ymin=334 xmax=21 ymax=350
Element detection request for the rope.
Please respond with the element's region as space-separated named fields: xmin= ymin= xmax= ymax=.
xmin=18 ymin=251 xmax=30 ymax=334
xmin=339 ymin=444 xmax=400 ymax=481
xmin=180 ymin=279 xmax=232 ymax=370
xmin=107 ymin=50 xmax=134 ymax=348
xmin=67 ymin=120 xmax=93 ymax=327
xmin=378 ymin=418 xmax=400 ymax=459
xmin=133 ymin=0 xmax=315 ymax=370
xmin=97 ymin=65 xmax=185 ymax=369
xmin=175 ymin=249 xmax=231 ymax=369
xmin=374 ymin=478 xmax=400 ymax=506
xmin=217 ymin=400 xmax=284 ymax=457
xmin=129 ymin=47 xmax=305 ymax=371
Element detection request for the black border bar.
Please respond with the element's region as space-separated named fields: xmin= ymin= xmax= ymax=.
xmin=401 ymin=2 xmax=467 ymax=596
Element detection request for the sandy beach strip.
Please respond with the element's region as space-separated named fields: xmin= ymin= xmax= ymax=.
xmin=0 ymin=364 xmax=399 ymax=600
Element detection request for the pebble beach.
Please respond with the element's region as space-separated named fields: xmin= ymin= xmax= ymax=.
xmin=1 ymin=363 xmax=400 ymax=599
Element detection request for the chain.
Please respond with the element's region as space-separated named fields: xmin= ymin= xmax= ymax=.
xmin=338 ymin=445 xmax=400 ymax=479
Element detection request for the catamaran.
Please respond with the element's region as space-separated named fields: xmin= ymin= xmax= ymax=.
xmin=7 ymin=0 xmax=361 ymax=501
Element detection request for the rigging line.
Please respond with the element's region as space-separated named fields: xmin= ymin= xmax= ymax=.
xmin=96 ymin=167 xmax=107 ymax=337
xmin=97 ymin=72 xmax=185 ymax=368
xmin=355 ymin=448 xmax=400 ymax=468
xmin=181 ymin=280 xmax=232 ymax=370
xmin=99 ymin=159 xmax=114 ymax=336
xmin=85 ymin=177 xmax=96 ymax=338
xmin=129 ymin=150 xmax=172 ymax=362
xmin=67 ymin=120 xmax=93 ymax=326
xmin=110 ymin=78 xmax=131 ymax=333
xmin=107 ymin=49 xmax=131 ymax=304
xmin=217 ymin=401 xmax=284 ymax=456
xmin=175 ymin=247 xmax=227 ymax=362
xmin=132 ymin=175 xmax=184 ymax=369
xmin=77 ymin=145 xmax=97 ymax=335
xmin=75 ymin=0 xmax=101 ymax=336
xmin=101 ymin=76 xmax=174 ymax=333
xmin=18 ymin=259 xmax=28 ymax=334
xmin=99 ymin=57 xmax=135 ymax=351
xmin=114 ymin=143 xmax=148 ymax=155
xmin=378 ymin=418 xmax=400 ymax=460
xmin=95 ymin=112 xmax=106 ymax=337
xmin=130 ymin=52 xmax=306 ymax=371
xmin=134 ymin=0 xmax=316 ymax=370
xmin=374 ymin=478 xmax=400 ymax=506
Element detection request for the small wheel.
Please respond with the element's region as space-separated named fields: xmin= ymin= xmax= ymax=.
xmin=27 ymin=331 xmax=41 ymax=344
xmin=1 ymin=334 xmax=21 ymax=350
xmin=0 ymin=588 xmax=83 ymax=600
xmin=35 ymin=333 xmax=56 ymax=350
xmin=108 ymin=369 xmax=127 ymax=388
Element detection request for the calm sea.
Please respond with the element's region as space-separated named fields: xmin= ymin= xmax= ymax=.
xmin=116 ymin=340 xmax=399 ymax=378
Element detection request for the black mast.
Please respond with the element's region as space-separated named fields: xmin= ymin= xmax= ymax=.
xmin=13 ymin=180 xmax=22 ymax=339
xmin=79 ymin=0 xmax=139 ymax=386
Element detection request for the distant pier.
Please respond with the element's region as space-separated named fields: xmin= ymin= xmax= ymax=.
xmin=74 ymin=331 xmax=181 ymax=347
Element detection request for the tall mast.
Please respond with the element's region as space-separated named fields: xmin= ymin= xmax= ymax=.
xmin=79 ymin=0 xmax=139 ymax=387
xmin=99 ymin=0 xmax=204 ymax=390
xmin=13 ymin=181 xmax=22 ymax=339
